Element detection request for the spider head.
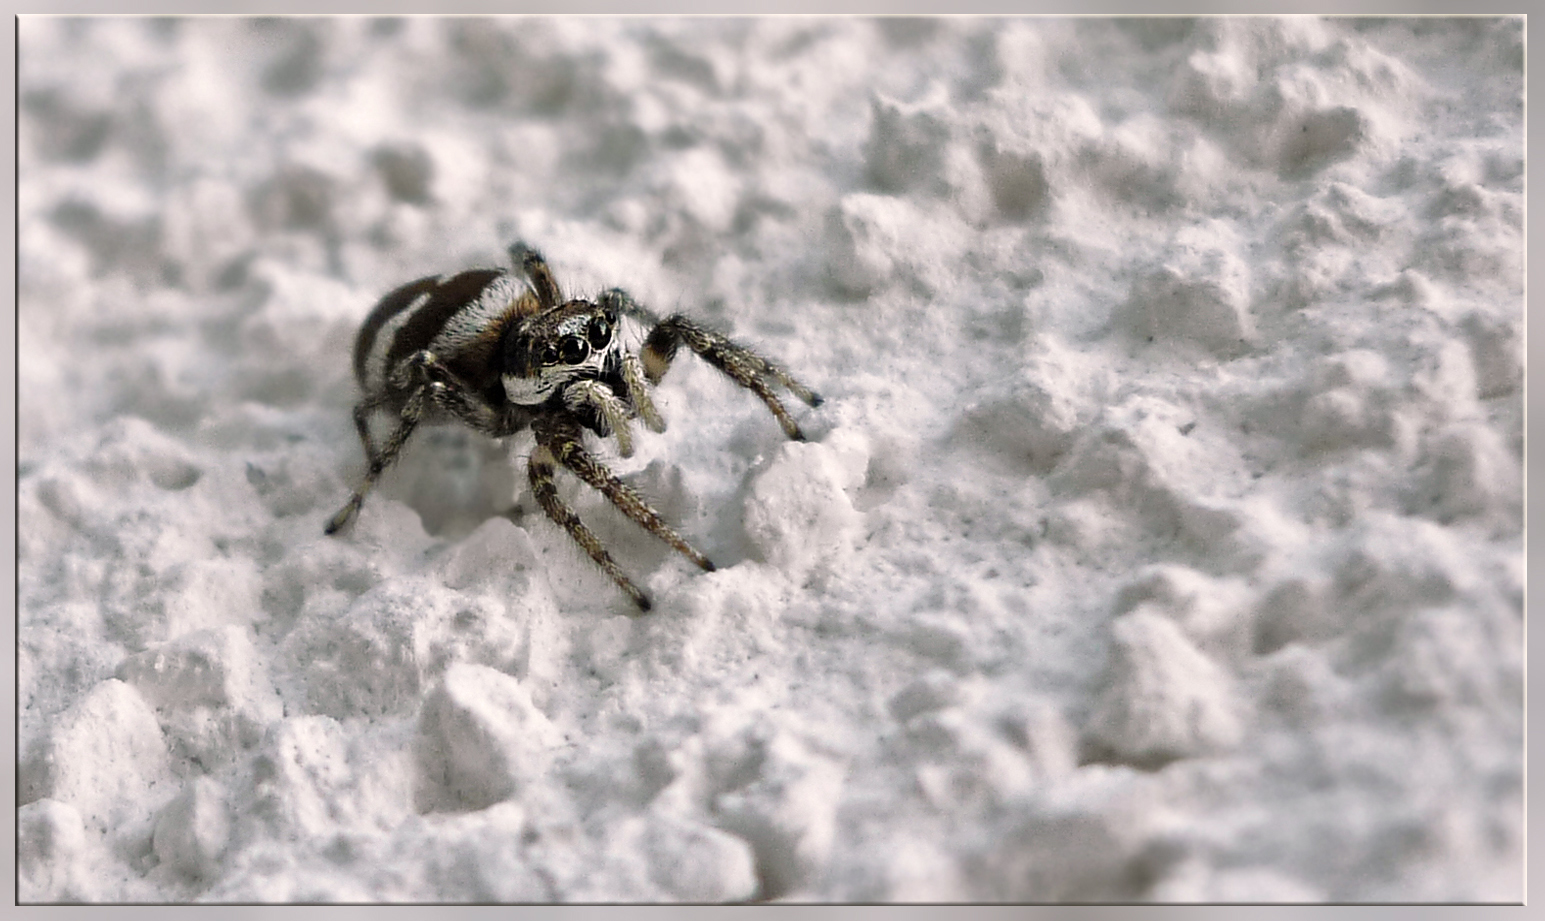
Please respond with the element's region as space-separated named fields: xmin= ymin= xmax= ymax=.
xmin=502 ymin=300 xmax=619 ymax=406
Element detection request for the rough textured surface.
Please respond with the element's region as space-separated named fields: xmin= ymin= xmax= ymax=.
xmin=17 ymin=17 xmax=1522 ymax=902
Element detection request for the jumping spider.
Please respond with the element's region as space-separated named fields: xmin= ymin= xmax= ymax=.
xmin=326 ymin=242 xmax=823 ymax=611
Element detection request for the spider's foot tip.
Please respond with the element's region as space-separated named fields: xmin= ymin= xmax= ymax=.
xmin=634 ymin=594 xmax=653 ymax=612
xmin=702 ymin=558 xmax=717 ymax=572
xmin=324 ymin=508 xmax=354 ymax=535
xmin=809 ymin=392 xmax=825 ymax=407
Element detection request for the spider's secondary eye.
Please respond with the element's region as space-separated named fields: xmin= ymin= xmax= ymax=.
xmin=587 ymin=316 xmax=612 ymax=349
xmin=560 ymin=335 xmax=589 ymax=365
xmin=539 ymin=344 xmax=560 ymax=366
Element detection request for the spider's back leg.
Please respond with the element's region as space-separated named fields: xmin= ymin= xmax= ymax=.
xmin=326 ymin=384 xmax=429 ymax=534
xmin=328 ymin=352 xmax=527 ymax=536
xmin=508 ymin=242 xmax=563 ymax=311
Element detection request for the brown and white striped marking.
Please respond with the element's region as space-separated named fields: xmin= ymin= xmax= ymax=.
xmin=354 ymin=270 xmax=534 ymax=402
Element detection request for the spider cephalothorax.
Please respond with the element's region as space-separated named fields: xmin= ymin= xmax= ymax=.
xmin=326 ymin=242 xmax=823 ymax=611
xmin=502 ymin=301 xmax=621 ymax=403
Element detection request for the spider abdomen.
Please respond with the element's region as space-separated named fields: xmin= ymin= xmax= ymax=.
xmin=354 ymin=269 xmax=529 ymax=405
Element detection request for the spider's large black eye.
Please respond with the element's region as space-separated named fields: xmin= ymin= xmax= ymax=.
xmin=587 ymin=315 xmax=612 ymax=349
xmin=560 ymin=335 xmax=589 ymax=365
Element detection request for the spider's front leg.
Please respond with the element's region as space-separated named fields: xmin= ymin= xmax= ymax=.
xmin=528 ymin=443 xmax=653 ymax=612
xmin=564 ymin=380 xmax=639 ymax=457
xmin=529 ymin=417 xmax=715 ymax=611
xmin=632 ymin=307 xmax=824 ymax=441
xmin=595 ymin=289 xmax=666 ymax=434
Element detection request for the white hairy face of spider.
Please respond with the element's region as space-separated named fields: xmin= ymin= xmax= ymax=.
xmin=502 ymin=305 xmax=624 ymax=407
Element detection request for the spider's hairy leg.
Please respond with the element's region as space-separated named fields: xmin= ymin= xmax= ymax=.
xmin=350 ymin=392 xmax=395 ymax=469
xmin=598 ymin=287 xmax=659 ymax=326
xmin=329 ymin=350 xmax=524 ymax=536
xmin=529 ymin=443 xmax=653 ymax=612
xmin=326 ymin=384 xmax=429 ymax=535
xmin=538 ymin=420 xmax=716 ymax=573
xmin=508 ymin=241 xmax=562 ymax=311
xmin=565 ymin=379 xmax=638 ymax=457
xmin=620 ymin=351 xmax=665 ymax=433
xmin=400 ymin=349 xmax=525 ymax=437
xmin=596 ymin=289 xmax=667 ymax=433
xmin=641 ymin=315 xmax=824 ymax=441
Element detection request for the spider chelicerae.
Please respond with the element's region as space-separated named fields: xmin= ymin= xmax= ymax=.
xmin=325 ymin=242 xmax=823 ymax=610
